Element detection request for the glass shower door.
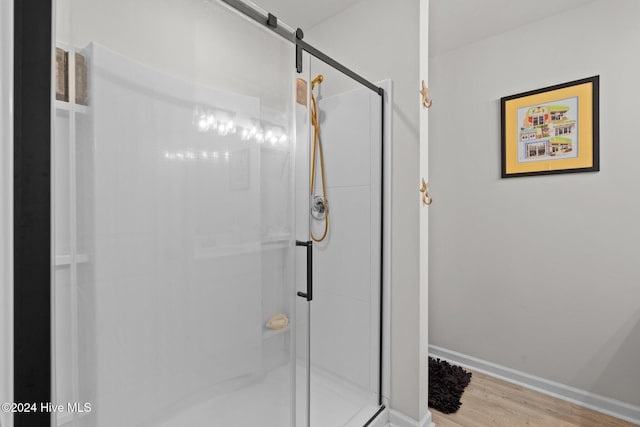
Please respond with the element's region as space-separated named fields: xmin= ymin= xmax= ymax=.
xmin=295 ymin=71 xmax=312 ymax=427
xmin=53 ymin=1 xmax=299 ymax=426
xmin=295 ymin=54 xmax=383 ymax=426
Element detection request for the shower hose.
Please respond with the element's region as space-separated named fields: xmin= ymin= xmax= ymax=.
xmin=310 ymin=74 xmax=329 ymax=242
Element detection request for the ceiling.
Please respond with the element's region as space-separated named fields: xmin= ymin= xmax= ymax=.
xmin=429 ymin=0 xmax=596 ymax=57
xmin=251 ymin=0 xmax=595 ymax=57
xmin=251 ymin=0 xmax=363 ymax=30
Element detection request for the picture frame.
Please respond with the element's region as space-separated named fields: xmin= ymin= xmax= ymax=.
xmin=501 ymin=76 xmax=599 ymax=178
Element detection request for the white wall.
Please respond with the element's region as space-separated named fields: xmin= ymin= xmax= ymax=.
xmin=0 ymin=1 xmax=13 ymax=426
xmin=430 ymin=0 xmax=640 ymax=407
xmin=307 ymin=0 xmax=423 ymax=420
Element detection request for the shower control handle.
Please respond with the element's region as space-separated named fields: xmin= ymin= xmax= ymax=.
xmin=296 ymin=240 xmax=313 ymax=301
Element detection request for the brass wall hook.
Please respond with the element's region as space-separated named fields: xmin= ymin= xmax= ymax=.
xmin=419 ymin=178 xmax=432 ymax=206
xmin=420 ymin=80 xmax=432 ymax=109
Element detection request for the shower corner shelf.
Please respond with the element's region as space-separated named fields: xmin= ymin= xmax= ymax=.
xmin=262 ymin=325 xmax=289 ymax=339
xmin=195 ymin=237 xmax=293 ymax=260
xmin=262 ymin=233 xmax=291 ymax=244
xmin=260 ymin=144 xmax=290 ymax=154
xmin=55 ymin=253 xmax=90 ymax=266
xmin=55 ymin=100 xmax=90 ymax=115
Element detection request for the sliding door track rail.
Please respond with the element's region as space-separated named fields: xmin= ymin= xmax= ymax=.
xmin=220 ymin=0 xmax=384 ymax=96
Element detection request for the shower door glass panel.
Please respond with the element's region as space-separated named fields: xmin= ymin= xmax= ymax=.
xmin=303 ymin=56 xmax=383 ymax=426
xmin=295 ymin=70 xmax=312 ymax=427
xmin=53 ymin=1 xmax=298 ymax=426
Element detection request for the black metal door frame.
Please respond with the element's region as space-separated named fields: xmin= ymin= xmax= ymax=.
xmin=13 ymin=0 xmax=53 ymax=426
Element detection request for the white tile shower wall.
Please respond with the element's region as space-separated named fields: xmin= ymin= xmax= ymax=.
xmin=261 ymin=146 xmax=294 ymax=366
xmin=76 ymin=43 xmax=294 ymax=426
xmin=312 ymin=90 xmax=372 ymax=189
xmin=302 ymin=86 xmax=382 ymax=392
xmin=54 ymin=110 xmax=71 ymax=255
xmin=54 ymin=268 xmax=73 ymax=406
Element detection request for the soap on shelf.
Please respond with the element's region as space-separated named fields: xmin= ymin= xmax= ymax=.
xmin=265 ymin=313 xmax=289 ymax=330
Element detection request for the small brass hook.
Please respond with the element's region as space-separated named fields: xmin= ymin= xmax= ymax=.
xmin=420 ymin=80 xmax=432 ymax=109
xmin=419 ymin=178 xmax=432 ymax=206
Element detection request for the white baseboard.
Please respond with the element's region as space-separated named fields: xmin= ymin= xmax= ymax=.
xmin=388 ymin=409 xmax=433 ymax=427
xmin=429 ymin=345 xmax=640 ymax=426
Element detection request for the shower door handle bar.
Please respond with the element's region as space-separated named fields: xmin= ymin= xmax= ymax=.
xmin=296 ymin=240 xmax=313 ymax=301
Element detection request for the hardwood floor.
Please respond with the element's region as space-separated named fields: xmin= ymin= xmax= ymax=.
xmin=431 ymin=370 xmax=639 ymax=427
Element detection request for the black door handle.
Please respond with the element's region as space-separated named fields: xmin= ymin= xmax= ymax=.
xmin=296 ymin=240 xmax=312 ymax=301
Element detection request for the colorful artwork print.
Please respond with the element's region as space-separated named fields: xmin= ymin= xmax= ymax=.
xmin=500 ymin=76 xmax=599 ymax=178
xmin=516 ymin=97 xmax=578 ymax=163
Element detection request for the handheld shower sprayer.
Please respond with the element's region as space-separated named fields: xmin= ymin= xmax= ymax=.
xmin=311 ymin=74 xmax=324 ymax=89
xmin=310 ymin=74 xmax=329 ymax=242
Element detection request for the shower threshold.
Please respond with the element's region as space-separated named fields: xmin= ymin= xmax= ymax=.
xmin=156 ymin=363 xmax=380 ymax=427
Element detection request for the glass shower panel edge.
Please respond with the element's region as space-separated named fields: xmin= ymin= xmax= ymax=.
xmin=294 ymin=51 xmax=312 ymax=427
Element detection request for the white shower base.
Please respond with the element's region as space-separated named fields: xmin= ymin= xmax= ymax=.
xmin=157 ymin=364 xmax=380 ymax=427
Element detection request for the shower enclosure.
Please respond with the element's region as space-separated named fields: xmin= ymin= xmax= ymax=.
xmin=51 ymin=0 xmax=385 ymax=425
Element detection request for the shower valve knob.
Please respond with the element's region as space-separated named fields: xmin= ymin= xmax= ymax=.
xmin=311 ymin=195 xmax=327 ymax=220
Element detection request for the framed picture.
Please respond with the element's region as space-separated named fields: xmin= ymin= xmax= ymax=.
xmin=501 ymin=76 xmax=599 ymax=178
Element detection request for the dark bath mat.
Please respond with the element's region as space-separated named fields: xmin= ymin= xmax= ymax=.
xmin=428 ymin=357 xmax=472 ymax=414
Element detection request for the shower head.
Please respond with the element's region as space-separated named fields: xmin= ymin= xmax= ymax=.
xmin=311 ymin=74 xmax=323 ymax=89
